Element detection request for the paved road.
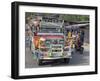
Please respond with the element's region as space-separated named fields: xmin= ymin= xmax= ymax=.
xmin=68 ymin=48 xmax=89 ymax=66
xmin=25 ymin=43 xmax=89 ymax=68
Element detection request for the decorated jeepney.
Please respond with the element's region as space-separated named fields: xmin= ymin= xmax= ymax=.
xmin=31 ymin=18 xmax=72 ymax=65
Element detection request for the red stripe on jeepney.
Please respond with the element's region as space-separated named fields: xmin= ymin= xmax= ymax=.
xmin=39 ymin=35 xmax=64 ymax=39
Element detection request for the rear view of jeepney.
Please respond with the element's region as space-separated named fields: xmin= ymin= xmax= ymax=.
xmin=32 ymin=18 xmax=72 ymax=65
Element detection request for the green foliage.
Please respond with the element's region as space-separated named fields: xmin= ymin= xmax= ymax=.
xmin=62 ymin=14 xmax=89 ymax=21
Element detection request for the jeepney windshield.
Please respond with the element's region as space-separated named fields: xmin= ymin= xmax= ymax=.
xmin=39 ymin=27 xmax=62 ymax=33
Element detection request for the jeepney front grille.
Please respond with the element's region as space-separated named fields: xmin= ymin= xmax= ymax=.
xmin=51 ymin=45 xmax=63 ymax=53
xmin=52 ymin=49 xmax=62 ymax=52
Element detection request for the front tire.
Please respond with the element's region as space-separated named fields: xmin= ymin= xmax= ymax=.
xmin=63 ymin=58 xmax=70 ymax=64
xmin=38 ymin=59 xmax=43 ymax=65
xmin=80 ymin=47 xmax=84 ymax=54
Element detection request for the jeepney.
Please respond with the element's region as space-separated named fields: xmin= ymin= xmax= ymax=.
xmin=32 ymin=18 xmax=72 ymax=65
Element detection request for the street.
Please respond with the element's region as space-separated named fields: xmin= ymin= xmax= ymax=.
xmin=68 ymin=44 xmax=89 ymax=66
xmin=25 ymin=43 xmax=89 ymax=68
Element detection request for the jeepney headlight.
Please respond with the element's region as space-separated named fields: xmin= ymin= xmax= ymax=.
xmin=38 ymin=52 xmax=44 ymax=58
xmin=40 ymin=37 xmax=45 ymax=41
